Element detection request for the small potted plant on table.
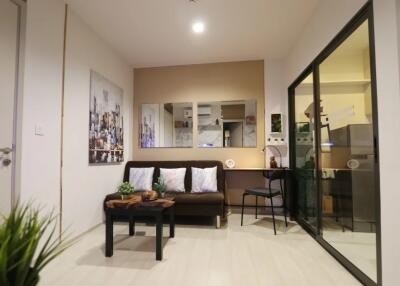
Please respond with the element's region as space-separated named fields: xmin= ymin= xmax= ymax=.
xmin=117 ymin=182 xmax=134 ymax=200
xmin=153 ymin=177 xmax=167 ymax=198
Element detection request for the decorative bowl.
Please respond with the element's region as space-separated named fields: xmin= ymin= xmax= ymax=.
xmin=141 ymin=190 xmax=158 ymax=201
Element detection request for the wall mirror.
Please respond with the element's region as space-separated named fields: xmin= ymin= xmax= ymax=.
xmin=197 ymin=100 xmax=256 ymax=148
xmin=140 ymin=102 xmax=193 ymax=148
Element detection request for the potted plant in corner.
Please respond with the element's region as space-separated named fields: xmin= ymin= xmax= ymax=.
xmin=153 ymin=177 xmax=167 ymax=198
xmin=0 ymin=202 xmax=70 ymax=286
xmin=117 ymin=181 xmax=134 ymax=200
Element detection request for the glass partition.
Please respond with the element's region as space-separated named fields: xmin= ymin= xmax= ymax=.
xmin=293 ymin=73 xmax=318 ymax=232
xmin=140 ymin=102 xmax=193 ymax=148
xmin=197 ymin=100 xmax=257 ymax=148
xmin=289 ymin=11 xmax=380 ymax=285
xmin=319 ymin=20 xmax=378 ymax=282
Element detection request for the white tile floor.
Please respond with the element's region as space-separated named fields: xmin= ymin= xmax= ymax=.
xmin=40 ymin=214 xmax=361 ymax=286
xmin=323 ymin=219 xmax=377 ymax=282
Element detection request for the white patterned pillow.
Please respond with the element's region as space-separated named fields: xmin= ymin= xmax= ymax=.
xmin=191 ymin=167 xmax=218 ymax=193
xmin=129 ymin=167 xmax=154 ymax=191
xmin=160 ymin=168 xmax=186 ymax=192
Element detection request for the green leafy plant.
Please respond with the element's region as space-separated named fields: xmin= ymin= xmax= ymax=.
xmin=153 ymin=177 xmax=167 ymax=196
xmin=0 ymin=202 xmax=70 ymax=286
xmin=117 ymin=182 xmax=134 ymax=199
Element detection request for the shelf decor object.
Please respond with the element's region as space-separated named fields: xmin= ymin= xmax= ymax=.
xmin=263 ymin=144 xmax=283 ymax=168
xmin=225 ymin=159 xmax=236 ymax=169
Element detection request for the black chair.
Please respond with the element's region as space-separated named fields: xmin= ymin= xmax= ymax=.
xmin=240 ymin=169 xmax=288 ymax=235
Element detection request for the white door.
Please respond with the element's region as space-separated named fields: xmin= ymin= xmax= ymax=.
xmin=0 ymin=0 xmax=20 ymax=216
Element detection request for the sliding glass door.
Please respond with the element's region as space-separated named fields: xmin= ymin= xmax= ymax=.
xmin=289 ymin=3 xmax=380 ymax=286
xmin=292 ymin=72 xmax=318 ymax=232
xmin=318 ymin=19 xmax=378 ymax=283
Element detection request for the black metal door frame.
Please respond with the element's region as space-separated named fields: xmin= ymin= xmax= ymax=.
xmin=288 ymin=2 xmax=382 ymax=286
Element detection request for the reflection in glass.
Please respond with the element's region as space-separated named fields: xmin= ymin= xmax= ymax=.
xmin=319 ymin=20 xmax=377 ymax=282
xmin=197 ymin=100 xmax=257 ymax=148
xmin=140 ymin=103 xmax=193 ymax=148
xmin=293 ymin=73 xmax=318 ymax=231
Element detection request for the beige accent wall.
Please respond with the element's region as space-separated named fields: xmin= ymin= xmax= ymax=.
xmin=133 ymin=60 xmax=265 ymax=168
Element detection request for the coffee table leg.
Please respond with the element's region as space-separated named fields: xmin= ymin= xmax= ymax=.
xmin=105 ymin=213 xmax=113 ymax=257
xmin=169 ymin=205 xmax=175 ymax=238
xmin=129 ymin=216 xmax=135 ymax=236
xmin=156 ymin=214 xmax=163 ymax=261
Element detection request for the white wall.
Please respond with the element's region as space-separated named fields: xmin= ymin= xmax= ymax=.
xmin=264 ymin=59 xmax=289 ymax=166
xmin=265 ymin=0 xmax=400 ymax=284
xmin=373 ymin=1 xmax=400 ymax=284
xmin=284 ymin=0 xmax=367 ymax=85
xmin=62 ymin=9 xmax=133 ymax=238
xmin=19 ymin=0 xmax=133 ymax=239
xmin=19 ymin=0 xmax=65 ymax=214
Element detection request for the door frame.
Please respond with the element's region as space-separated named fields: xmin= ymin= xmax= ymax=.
xmin=288 ymin=2 xmax=382 ymax=286
xmin=8 ymin=0 xmax=26 ymax=207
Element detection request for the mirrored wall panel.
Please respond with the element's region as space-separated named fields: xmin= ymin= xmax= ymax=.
xmin=140 ymin=103 xmax=193 ymax=148
xmin=197 ymin=100 xmax=257 ymax=148
xmin=319 ymin=20 xmax=378 ymax=282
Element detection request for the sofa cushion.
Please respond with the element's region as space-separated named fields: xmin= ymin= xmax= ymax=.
xmin=191 ymin=166 xmax=218 ymax=193
xmin=160 ymin=168 xmax=186 ymax=192
xmin=171 ymin=192 xmax=224 ymax=205
xmin=123 ymin=161 xmax=225 ymax=194
xmin=129 ymin=167 xmax=154 ymax=191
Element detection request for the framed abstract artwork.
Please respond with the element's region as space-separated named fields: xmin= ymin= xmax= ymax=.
xmin=270 ymin=113 xmax=282 ymax=134
xmin=89 ymin=71 xmax=124 ymax=164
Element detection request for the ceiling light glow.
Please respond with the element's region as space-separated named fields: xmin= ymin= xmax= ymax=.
xmin=192 ymin=22 xmax=205 ymax=33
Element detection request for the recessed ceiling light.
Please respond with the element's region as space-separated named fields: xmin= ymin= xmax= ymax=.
xmin=192 ymin=22 xmax=205 ymax=34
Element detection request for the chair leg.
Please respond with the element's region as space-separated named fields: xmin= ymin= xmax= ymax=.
xmin=215 ymin=215 xmax=221 ymax=229
xmin=255 ymin=196 xmax=258 ymax=219
xmin=270 ymin=197 xmax=276 ymax=235
xmin=241 ymin=194 xmax=246 ymax=226
xmin=284 ymin=206 xmax=288 ymax=228
xmin=282 ymin=193 xmax=288 ymax=228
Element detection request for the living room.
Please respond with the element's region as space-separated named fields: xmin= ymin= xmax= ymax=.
xmin=0 ymin=1 xmax=399 ymax=286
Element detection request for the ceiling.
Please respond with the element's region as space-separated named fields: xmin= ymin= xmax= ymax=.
xmin=65 ymin=0 xmax=319 ymax=68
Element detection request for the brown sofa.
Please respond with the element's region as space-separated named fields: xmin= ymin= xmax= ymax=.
xmin=121 ymin=160 xmax=225 ymax=227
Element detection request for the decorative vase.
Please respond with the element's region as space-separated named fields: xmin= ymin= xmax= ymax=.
xmin=270 ymin=156 xmax=278 ymax=169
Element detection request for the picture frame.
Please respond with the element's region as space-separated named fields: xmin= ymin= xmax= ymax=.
xmin=89 ymin=71 xmax=124 ymax=164
xmin=270 ymin=113 xmax=282 ymax=134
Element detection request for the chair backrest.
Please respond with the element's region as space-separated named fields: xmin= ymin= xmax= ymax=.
xmin=263 ymin=169 xmax=285 ymax=181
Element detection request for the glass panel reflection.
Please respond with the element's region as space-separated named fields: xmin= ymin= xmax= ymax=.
xmin=293 ymin=73 xmax=318 ymax=231
xmin=319 ymin=20 xmax=377 ymax=282
xmin=140 ymin=102 xmax=193 ymax=148
xmin=197 ymin=100 xmax=257 ymax=148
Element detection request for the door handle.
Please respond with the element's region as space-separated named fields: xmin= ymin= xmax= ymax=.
xmin=0 ymin=147 xmax=13 ymax=154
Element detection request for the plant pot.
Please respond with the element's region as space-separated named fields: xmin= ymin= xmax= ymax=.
xmin=120 ymin=194 xmax=133 ymax=200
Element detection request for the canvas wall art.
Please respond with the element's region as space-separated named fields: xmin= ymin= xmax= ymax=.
xmin=89 ymin=71 xmax=124 ymax=164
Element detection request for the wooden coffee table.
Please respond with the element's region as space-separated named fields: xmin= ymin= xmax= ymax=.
xmin=104 ymin=196 xmax=175 ymax=261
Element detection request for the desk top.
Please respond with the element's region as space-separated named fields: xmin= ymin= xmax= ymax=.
xmin=224 ymin=167 xmax=290 ymax=171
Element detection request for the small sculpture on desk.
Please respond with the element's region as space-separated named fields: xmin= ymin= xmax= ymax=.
xmin=270 ymin=156 xmax=278 ymax=169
